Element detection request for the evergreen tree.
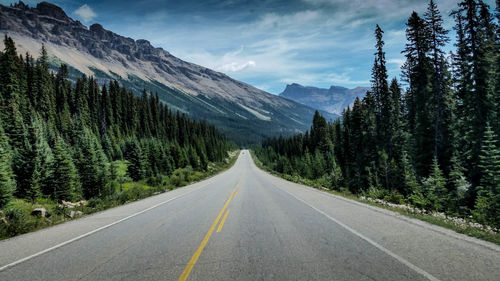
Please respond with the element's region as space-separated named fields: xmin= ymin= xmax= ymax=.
xmin=76 ymin=128 xmax=106 ymax=199
xmin=400 ymin=151 xmax=419 ymax=196
xmin=0 ymin=122 xmax=15 ymax=207
xmin=35 ymin=45 xmax=56 ymax=123
xmin=13 ymin=116 xmax=54 ymax=201
xmin=328 ymin=155 xmax=343 ymax=190
xmin=310 ymin=111 xmax=330 ymax=153
xmin=421 ymin=158 xmax=449 ymax=212
xmin=402 ymin=11 xmax=434 ymax=176
xmin=425 ymin=0 xmax=450 ymax=159
xmin=127 ymin=141 xmax=146 ymax=181
xmin=188 ymin=145 xmax=200 ymax=169
xmin=448 ymin=155 xmax=471 ymax=214
xmin=0 ymin=35 xmax=21 ymax=112
xmin=50 ymin=136 xmax=79 ymax=201
xmin=474 ymin=125 xmax=500 ymax=226
xmin=371 ymin=25 xmax=392 ymax=154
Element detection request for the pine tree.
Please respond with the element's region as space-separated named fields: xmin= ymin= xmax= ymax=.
xmin=400 ymin=151 xmax=419 ymax=196
xmin=0 ymin=35 xmax=21 ymax=110
xmin=0 ymin=122 xmax=15 ymax=207
xmin=448 ymin=155 xmax=470 ymax=214
xmin=496 ymin=0 xmax=500 ymax=139
xmin=76 ymin=128 xmax=105 ymax=199
xmin=29 ymin=117 xmax=54 ymax=201
xmin=371 ymin=25 xmax=392 ymax=154
xmin=50 ymin=137 xmax=79 ymax=201
xmin=388 ymin=78 xmax=404 ymax=159
xmin=310 ymin=111 xmax=331 ymax=153
xmin=35 ymin=45 xmax=56 ymax=123
xmin=453 ymin=0 xmax=497 ymax=187
xmin=13 ymin=116 xmax=54 ymax=201
xmin=328 ymin=155 xmax=343 ymax=190
xmin=127 ymin=141 xmax=146 ymax=181
xmin=402 ymin=11 xmax=434 ymax=176
xmin=422 ymin=158 xmax=449 ymax=212
xmin=425 ymin=0 xmax=450 ymax=159
xmin=188 ymin=145 xmax=200 ymax=169
xmin=473 ymin=125 xmax=500 ymax=226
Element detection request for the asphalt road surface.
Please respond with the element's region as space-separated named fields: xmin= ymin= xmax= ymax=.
xmin=0 ymin=150 xmax=499 ymax=281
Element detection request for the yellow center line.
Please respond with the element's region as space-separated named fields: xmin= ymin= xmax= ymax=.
xmin=177 ymin=189 xmax=235 ymax=281
xmin=216 ymin=209 xmax=230 ymax=233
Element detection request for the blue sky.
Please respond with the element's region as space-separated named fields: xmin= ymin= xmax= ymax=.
xmin=3 ymin=0 xmax=497 ymax=94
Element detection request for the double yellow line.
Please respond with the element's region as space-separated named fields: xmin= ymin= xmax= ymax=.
xmin=177 ymin=186 xmax=238 ymax=281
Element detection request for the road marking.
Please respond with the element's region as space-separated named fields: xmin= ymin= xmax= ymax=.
xmin=177 ymin=189 xmax=235 ymax=281
xmin=0 ymin=187 xmax=203 ymax=272
xmin=274 ymin=186 xmax=441 ymax=281
xmin=217 ymin=209 xmax=230 ymax=233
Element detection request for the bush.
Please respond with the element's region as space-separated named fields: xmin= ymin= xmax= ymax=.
xmin=117 ymin=183 xmax=153 ymax=204
xmin=383 ymin=190 xmax=405 ymax=204
xmin=364 ymin=186 xmax=387 ymax=200
xmin=87 ymin=197 xmax=104 ymax=209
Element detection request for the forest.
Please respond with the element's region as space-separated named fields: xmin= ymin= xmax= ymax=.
xmin=0 ymin=36 xmax=235 ymax=237
xmin=254 ymin=0 xmax=500 ymax=228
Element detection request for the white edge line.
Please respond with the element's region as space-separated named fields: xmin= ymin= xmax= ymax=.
xmin=274 ymin=185 xmax=441 ymax=281
xmin=0 ymin=187 xmax=199 ymax=272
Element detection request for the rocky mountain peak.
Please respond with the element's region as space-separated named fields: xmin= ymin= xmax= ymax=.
xmin=36 ymin=2 xmax=69 ymax=21
xmin=280 ymin=83 xmax=369 ymax=115
xmin=89 ymin=23 xmax=104 ymax=32
xmin=12 ymin=1 xmax=29 ymax=10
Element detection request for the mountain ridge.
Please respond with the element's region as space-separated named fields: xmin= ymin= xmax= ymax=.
xmin=279 ymin=83 xmax=369 ymax=115
xmin=0 ymin=1 xmax=337 ymax=144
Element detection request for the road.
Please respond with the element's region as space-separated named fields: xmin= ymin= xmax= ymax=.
xmin=0 ymin=150 xmax=499 ymax=281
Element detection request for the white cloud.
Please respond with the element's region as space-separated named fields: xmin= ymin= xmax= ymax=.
xmin=74 ymin=4 xmax=97 ymax=23
xmin=388 ymin=58 xmax=405 ymax=67
xmin=111 ymin=0 xmax=487 ymax=93
xmin=217 ymin=60 xmax=256 ymax=72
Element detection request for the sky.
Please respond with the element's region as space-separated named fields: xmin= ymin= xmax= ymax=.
xmin=2 ymin=0 xmax=497 ymax=94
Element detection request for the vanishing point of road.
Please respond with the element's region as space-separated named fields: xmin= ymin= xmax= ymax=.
xmin=0 ymin=151 xmax=498 ymax=281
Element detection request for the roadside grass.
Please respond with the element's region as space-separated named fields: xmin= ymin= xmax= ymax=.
xmin=249 ymin=150 xmax=500 ymax=245
xmin=0 ymin=151 xmax=239 ymax=240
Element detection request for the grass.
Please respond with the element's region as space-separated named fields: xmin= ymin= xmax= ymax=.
xmin=0 ymin=151 xmax=239 ymax=240
xmin=249 ymin=150 xmax=500 ymax=245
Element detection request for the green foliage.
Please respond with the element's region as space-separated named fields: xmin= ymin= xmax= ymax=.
xmin=126 ymin=141 xmax=147 ymax=181
xmin=50 ymin=137 xmax=80 ymax=201
xmin=473 ymin=125 xmax=500 ymax=227
xmin=13 ymin=116 xmax=54 ymax=202
xmin=0 ymin=38 xmax=232 ymax=228
xmin=421 ymin=158 xmax=449 ymax=212
xmin=0 ymin=123 xmax=15 ymax=207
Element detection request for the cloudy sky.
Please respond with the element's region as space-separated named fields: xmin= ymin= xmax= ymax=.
xmin=2 ymin=0 xmax=497 ymax=94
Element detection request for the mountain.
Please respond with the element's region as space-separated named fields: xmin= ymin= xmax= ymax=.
xmin=279 ymin=83 xmax=369 ymax=115
xmin=0 ymin=2 xmax=337 ymax=145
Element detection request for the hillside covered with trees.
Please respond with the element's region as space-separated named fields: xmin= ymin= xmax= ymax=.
xmin=254 ymin=0 xmax=500 ymax=228
xmin=0 ymin=36 xmax=234 ymax=230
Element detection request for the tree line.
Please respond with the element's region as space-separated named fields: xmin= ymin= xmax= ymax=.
xmin=254 ymin=0 xmax=500 ymax=228
xmin=0 ymin=36 xmax=233 ymax=207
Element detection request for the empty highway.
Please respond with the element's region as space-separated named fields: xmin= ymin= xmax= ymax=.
xmin=0 ymin=151 xmax=498 ymax=281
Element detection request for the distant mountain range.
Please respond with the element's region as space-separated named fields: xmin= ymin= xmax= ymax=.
xmin=0 ymin=2 xmax=337 ymax=144
xmin=279 ymin=83 xmax=369 ymax=115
